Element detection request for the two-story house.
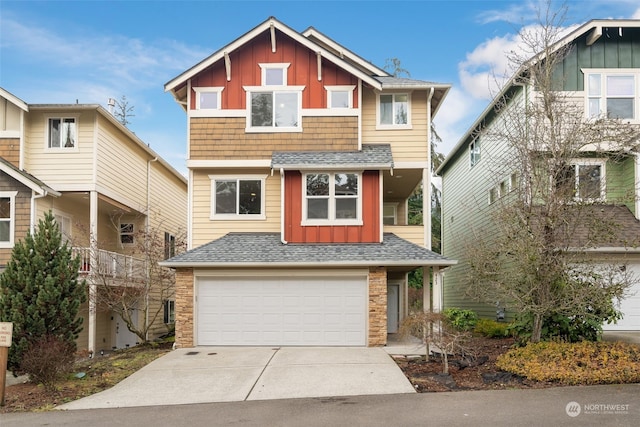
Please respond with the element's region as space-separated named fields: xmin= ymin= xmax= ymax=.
xmin=438 ymin=20 xmax=640 ymax=331
xmin=161 ymin=17 xmax=456 ymax=347
xmin=0 ymin=87 xmax=188 ymax=353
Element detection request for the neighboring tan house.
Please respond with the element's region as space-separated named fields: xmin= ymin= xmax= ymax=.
xmin=161 ymin=17 xmax=456 ymax=347
xmin=0 ymin=87 xmax=188 ymax=353
xmin=437 ymin=20 xmax=640 ymax=331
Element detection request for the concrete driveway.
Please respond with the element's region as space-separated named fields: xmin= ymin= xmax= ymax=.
xmin=56 ymin=347 xmax=415 ymax=410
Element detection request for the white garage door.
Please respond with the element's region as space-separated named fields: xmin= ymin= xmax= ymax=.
xmin=196 ymin=275 xmax=367 ymax=346
xmin=603 ymin=264 xmax=640 ymax=331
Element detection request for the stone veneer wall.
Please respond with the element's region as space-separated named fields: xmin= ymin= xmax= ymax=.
xmin=174 ymin=268 xmax=194 ymax=348
xmin=368 ymin=266 xmax=387 ymax=346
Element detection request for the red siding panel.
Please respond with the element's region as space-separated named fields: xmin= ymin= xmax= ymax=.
xmin=284 ymin=170 xmax=380 ymax=243
xmin=189 ymin=29 xmax=359 ymax=111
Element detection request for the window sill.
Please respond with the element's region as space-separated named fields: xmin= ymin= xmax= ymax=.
xmin=301 ymin=219 xmax=363 ymax=227
xmin=210 ymin=214 xmax=267 ymax=221
xmin=245 ymin=127 xmax=302 ymax=133
xmin=375 ymin=124 xmax=413 ymax=131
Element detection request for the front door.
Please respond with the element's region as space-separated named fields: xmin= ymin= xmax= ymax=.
xmin=387 ymin=284 xmax=400 ymax=333
xmin=114 ymin=309 xmax=139 ymax=349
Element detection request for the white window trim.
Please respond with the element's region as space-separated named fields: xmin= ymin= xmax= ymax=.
xmin=375 ymin=91 xmax=412 ymax=130
xmin=383 ymin=202 xmax=398 ymax=225
xmin=193 ymin=87 xmax=224 ymax=110
xmin=583 ymin=68 xmax=639 ymax=123
xmin=53 ymin=210 xmax=73 ymax=243
xmin=325 ymin=85 xmax=356 ymax=109
xmin=119 ymin=222 xmax=135 ymax=246
xmin=572 ymin=158 xmax=607 ymax=202
xmin=470 ymin=138 xmax=481 ymax=168
xmin=301 ymin=172 xmax=363 ymax=226
xmin=44 ymin=115 xmax=79 ymax=151
xmin=209 ymin=174 xmax=267 ymax=220
xmin=243 ymin=86 xmax=305 ymax=133
xmin=0 ymin=191 xmax=17 ymax=248
xmin=259 ymin=63 xmax=291 ymax=86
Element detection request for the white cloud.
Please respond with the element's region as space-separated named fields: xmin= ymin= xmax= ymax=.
xmin=476 ymin=0 xmax=540 ymax=24
xmin=632 ymin=7 xmax=640 ymax=19
xmin=433 ymin=87 xmax=485 ymax=156
xmin=0 ymin=15 xmax=209 ymax=100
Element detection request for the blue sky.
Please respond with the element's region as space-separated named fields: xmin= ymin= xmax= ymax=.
xmin=1 ymin=0 xmax=639 ymax=175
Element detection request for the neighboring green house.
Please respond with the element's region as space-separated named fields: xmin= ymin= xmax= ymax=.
xmin=437 ymin=20 xmax=640 ymax=331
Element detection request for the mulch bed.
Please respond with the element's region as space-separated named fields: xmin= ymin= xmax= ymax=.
xmin=393 ymin=336 xmax=554 ymax=392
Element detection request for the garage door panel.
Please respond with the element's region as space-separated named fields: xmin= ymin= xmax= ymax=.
xmin=603 ymin=265 xmax=640 ymax=331
xmin=197 ymin=275 xmax=367 ymax=345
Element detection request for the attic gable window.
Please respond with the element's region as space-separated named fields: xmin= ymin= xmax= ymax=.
xmin=47 ymin=117 xmax=77 ymax=149
xmin=194 ymin=87 xmax=223 ymax=110
xmin=260 ymin=63 xmax=289 ymax=86
xmin=326 ymin=85 xmax=355 ymax=109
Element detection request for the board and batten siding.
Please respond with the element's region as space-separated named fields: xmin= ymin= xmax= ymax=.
xmin=23 ymin=110 xmax=95 ymax=185
xmin=361 ymin=88 xmax=429 ymax=164
xmin=190 ymin=168 xmax=281 ymax=248
xmin=189 ymin=30 xmax=359 ymax=111
xmin=558 ymin=27 xmax=640 ymax=92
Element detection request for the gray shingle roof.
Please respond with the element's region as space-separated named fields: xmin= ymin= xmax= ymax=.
xmin=271 ymin=144 xmax=393 ymax=170
xmin=161 ymin=233 xmax=456 ymax=268
xmin=374 ymin=76 xmax=445 ymax=89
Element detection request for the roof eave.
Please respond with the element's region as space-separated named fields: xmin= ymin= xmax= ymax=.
xmin=164 ymin=17 xmax=383 ymax=96
xmin=159 ymin=259 xmax=458 ymax=268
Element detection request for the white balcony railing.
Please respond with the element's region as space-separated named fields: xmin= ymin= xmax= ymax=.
xmin=73 ymin=247 xmax=146 ymax=282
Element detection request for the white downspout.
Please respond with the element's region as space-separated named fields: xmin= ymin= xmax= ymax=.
xmin=88 ymin=190 xmax=98 ymax=355
xmin=280 ymin=168 xmax=287 ymax=244
xmin=30 ymin=192 xmax=48 ymax=235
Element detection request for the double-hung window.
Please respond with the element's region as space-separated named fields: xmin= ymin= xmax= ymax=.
xmin=377 ymin=93 xmax=410 ymax=128
xmin=586 ymin=71 xmax=637 ymax=121
xmin=303 ymin=173 xmax=361 ymax=224
xmin=0 ymin=191 xmax=17 ymax=248
xmin=164 ymin=232 xmax=176 ymax=259
xmin=47 ymin=117 xmax=77 ymax=149
xmin=210 ymin=175 xmax=266 ymax=219
xmin=245 ymin=63 xmax=303 ymax=132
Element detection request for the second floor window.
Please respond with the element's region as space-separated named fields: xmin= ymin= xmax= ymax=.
xmin=194 ymin=87 xmax=223 ymax=110
xmin=378 ymin=93 xmax=409 ymax=127
xmin=470 ymin=138 xmax=481 ymax=167
xmin=586 ymin=72 xmax=636 ymax=121
xmin=48 ymin=118 xmax=76 ymax=149
xmin=304 ymin=173 xmax=361 ymax=224
xmin=210 ymin=175 xmax=266 ymax=219
xmin=164 ymin=232 xmax=176 ymax=259
xmin=120 ymin=223 xmax=134 ymax=245
xmin=250 ymin=91 xmax=300 ymax=128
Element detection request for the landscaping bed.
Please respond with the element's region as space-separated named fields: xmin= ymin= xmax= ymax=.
xmin=394 ymin=336 xmax=552 ymax=392
xmin=1 ymin=343 xmax=171 ymax=413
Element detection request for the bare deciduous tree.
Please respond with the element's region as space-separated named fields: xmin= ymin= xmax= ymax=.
xmin=462 ymin=3 xmax=640 ymax=342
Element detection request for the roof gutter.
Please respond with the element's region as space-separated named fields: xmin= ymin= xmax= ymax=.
xmin=159 ymin=259 xmax=458 ymax=268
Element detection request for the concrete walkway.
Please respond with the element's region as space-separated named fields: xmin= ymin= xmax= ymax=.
xmin=56 ymin=346 xmax=415 ymax=410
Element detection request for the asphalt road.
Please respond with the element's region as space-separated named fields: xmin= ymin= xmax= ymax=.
xmin=3 ymin=384 xmax=639 ymax=427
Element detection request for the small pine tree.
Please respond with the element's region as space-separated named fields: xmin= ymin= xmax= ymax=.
xmin=0 ymin=211 xmax=86 ymax=372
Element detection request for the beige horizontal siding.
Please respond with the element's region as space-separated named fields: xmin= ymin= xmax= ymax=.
xmin=385 ymin=225 xmax=425 ymax=247
xmin=361 ymin=88 xmax=429 ymax=163
xmin=191 ymin=168 xmax=281 ymax=248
